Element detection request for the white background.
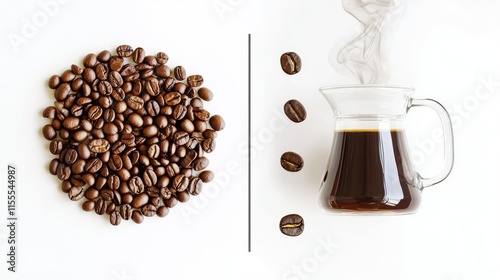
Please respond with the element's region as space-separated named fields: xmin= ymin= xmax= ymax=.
xmin=1 ymin=0 xmax=500 ymax=280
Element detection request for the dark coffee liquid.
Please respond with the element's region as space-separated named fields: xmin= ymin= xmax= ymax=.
xmin=321 ymin=130 xmax=421 ymax=212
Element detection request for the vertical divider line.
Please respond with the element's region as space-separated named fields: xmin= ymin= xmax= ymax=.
xmin=248 ymin=33 xmax=252 ymax=253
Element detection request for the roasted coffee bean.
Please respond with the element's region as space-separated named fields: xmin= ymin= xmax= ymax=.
xmin=173 ymin=66 xmax=186 ymax=80
xmin=199 ymin=170 xmax=214 ymax=183
xmin=131 ymin=47 xmax=145 ymax=63
xmin=110 ymin=211 xmax=121 ymax=226
xmin=61 ymin=69 xmax=76 ymax=82
xmin=193 ymin=157 xmax=209 ymax=171
xmin=280 ymin=151 xmax=304 ymax=172
xmin=145 ymin=78 xmax=160 ymax=96
xmin=154 ymin=64 xmax=170 ymax=78
xmin=164 ymin=196 xmax=178 ymax=208
xmin=43 ymin=106 xmax=56 ymax=119
xmin=49 ymin=159 xmax=59 ymax=175
xmin=209 ymin=115 xmax=225 ymax=131
xmin=103 ymin=123 xmax=118 ymax=135
xmin=83 ymin=53 xmax=98 ymax=68
xmin=89 ymin=139 xmax=110 ymax=153
xmin=68 ymin=186 xmax=84 ymax=201
xmin=82 ymin=68 xmax=96 ymax=84
xmin=127 ymin=95 xmax=144 ymax=110
xmin=82 ymin=200 xmax=95 ymax=212
xmin=279 ymin=214 xmax=304 ymax=236
xmin=129 ymin=176 xmax=145 ymax=194
xmin=164 ymin=91 xmax=182 ymax=106
xmin=172 ymin=104 xmax=187 ymax=120
xmin=142 ymin=125 xmax=158 ymax=138
xmin=177 ymin=191 xmax=190 ymax=203
xmin=120 ymin=204 xmax=133 ymax=220
xmin=95 ymin=63 xmax=108 ymax=80
xmin=116 ymin=44 xmax=133 ymax=57
xmin=194 ymin=109 xmax=210 ymax=121
xmin=62 ymin=117 xmax=80 ymax=130
xmin=188 ymin=177 xmax=202 ymax=195
xmin=156 ymin=206 xmax=169 ymax=217
xmin=202 ymin=139 xmax=216 ymax=153
xmin=187 ymin=75 xmax=203 ymax=87
xmin=141 ymin=204 xmax=156 ymax=217
xmin=48 ymin=75 xmax=61 ymax=89
xmin=108 ymin=154 xmax=123 ymax=171
xmin=131 ymin=210 xmax=144 ymax=224
xmin=100 ymin=189 xmax=114 ymax=201
xmin=197 ymin=87 xmax=213 ymax=101
xmin=143 ymin=169 xmax=158 ymax=187
xmin=97 ymin=50 xmax=111 ymax=62
xmin=57 ymin=164 xmax=71 ymax=180
xmin=284 ymin=99 xmax=307 ymax=123
xmin=49 ymin=140 xmax=63 ymax=154
xmin=109 ymin=55 xmax=124 ymax=71
xmin=108 ymin=174 xmax=121 ymax=190
xmin=54 ymin=83 xmax=71 ymax=101
xmin=85 ymin=158 xmax=103 ymax=173
xmin=95 ymin=198 xmax=106 ymax=215
xmin=280 ymin=52 xmax=302 ymax=75
xmin=73 ymin=130 xmax=88 ymax=142
xmin=108 ymin=71 xmax=123 ymax=87
xmin=147 ymin=144 xmax=160 ymax=159
xmin=146 ymin=100 xmax=160 ymax=116
xmin=179 ymin=150 xmax=197 ymax=168
xmin=64 ymin=148 xmax=78 ymax=164
xmin=85 ymin=187 xmax=99 ymax=200
xmin=172 ymin=131 xmax=190 ymax=145
xmin=171 ymin=175 xmax=188 ymax=193
xmin=88 ymin=105 xmax=103 ymax=120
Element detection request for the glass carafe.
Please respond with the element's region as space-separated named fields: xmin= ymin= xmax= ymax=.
xmin=319 ymin=85 xmax=454 ymax=214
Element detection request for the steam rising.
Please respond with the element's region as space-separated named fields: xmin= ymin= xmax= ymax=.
xmin=333 ymin=0 xmax=405 ymax=84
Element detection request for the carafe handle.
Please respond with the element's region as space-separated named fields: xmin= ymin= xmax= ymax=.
xmin=408 ymin=98 xmax=454 ymax=188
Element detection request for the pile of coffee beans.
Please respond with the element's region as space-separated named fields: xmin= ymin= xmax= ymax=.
xmin=42 ymin=45 xmax=224 ymax=225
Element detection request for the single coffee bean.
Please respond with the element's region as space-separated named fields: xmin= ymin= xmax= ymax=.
xmin=120 ymin=204 xmax=133 ymax=220
xmin=172 ymin=131 xmax=190 ymax=146
xmin=129 ymin=176 xmax=145 ymax=194
xmin=43 ymin=124 xmax=57 ymax=140
xmin=156 ymin=205 xmax=169 ymax=217
xmin=43 ymin=106 xmax=56 ymax=118
xmin=85 ymin=187 xmax=99 ymax=200
xmin=146 ymin=100 xmax=160 ymax=116
xmin=89 ymin=139 xmax=110 ymax=153
xmin=142 ymin=125 xmax=158 ymax=138
xmin=68 ymin=186 xmax=84 ymax=201
xmin=132 ymin=47 xmax=145 ymax=63
xmin=172 ymin=174 xmax=189 ymax=192
xmin=143 ymin=169 xmax=158 ymax=187
xmin=95 ymin=198 xmax=106 ymax=215
xmin=192 ymin=157 xmax=209 ymax=171
xmin=145 ymin=78 xmax=160 ymax=96
xmin=280 ymin=214 xmax=304 ymax=237
xmin=173 ymin=66 xmax=186 ymax=80
xmin=141 ymin=204 xmax=157 ymax=217
xmin=154 ymin=64 xmax=170 ymax=78
xmin=199 ymin=170 xmax=214 ymax=183
xmin=131 ymin=210 xmax=144 ymax=224
xmin=49 ymin=159 xmax=59 ymax=175
xmin=188 ymin=177 xmax=202 ymax=195
xmin=177 ymin=191 xmax=190 ymax=203
xmin=72 ymin=159 xmax=86 ymax=174
xmin=116 ymin=44 xmax=133 ymax=57
xmin=64 ymin=148 xmax=78 ymax=164
xmin=49 ymin=140 xmax=63 ymax=154
xmin=95 ymin=63 xmax=108 ymax=80
xmin=164 ymin=91 xmax=182 ymax=106
xmin=87 ymin=105 xmax=103 ymax=120
xmin=48 ymin=75 xmax=61 ymax=89
xmin=194 ymin=109 xmax=210 ymax=121
xmin=63 ymin=117 xmax=80 ymax=130
xmin=82 ymin=200 xmax=95 ymax=212
xmin=209 ymin=115 xmax=225 ymax=131
xmin=97 ymin=50 xmax=111 ymax=62
xmin=280 ymin=52 xmax=302 ymax=75
xmin=100 ymin=189 xmax=114 ymax=201
xmin=127 ymin=95 xmax=144 ymax=110
xmin=147 ymin=144 xmax=160 ymax=159
xmin=109 ymin=55 xmax=124 ymax=71
xmin=197 ymin=87 xmax=213 ymax=101
xmin=187 ymin=75 xmax=203 ymax=87
xmin=82 ymin=68 xmax=96 ymax=84
xmin=73 ymin=130 xmax=88 ymax=142
xmin=156 ymin=52 xmax=169 ymax=64
xmin=164 ymin=196 xmax=178 ymax=208
xmin=201 ymin=139 xmax=216 ymax=153
xmin=280 ymin=151 xmax=304 ymax=172
xmin=85 ymin=158 xmax=103 ymax=173
xmin=284 ymin=99 xmax=307 ymax=123
xmin=108 ymin=71 xmax=123 ymax=88
xmin=54 ymin=83 xmax=71 ymax=101
xmin=83 ymin=53 xmax=98 ymax=68
xmin=110 ymin=211 xmax=121 ymax=226
xmin=61 ymin=69 xmax=76 ymax=83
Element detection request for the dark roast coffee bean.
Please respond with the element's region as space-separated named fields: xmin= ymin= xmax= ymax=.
xmin=187 ymin=75 xmax=203 ymax=87
xmin=129 ymin=176 xmax=145 ymax=194
xmin=88 ymin=105 xmax=103 ymax=120
xmin=154 ymin=65 xmax=170 ymax=78
xmin=100 ymin=189 xmax=114 ymax=201
xmin=209 ymin=115 xmax=225 ymax=131
xmin=141 ymin=204 xmax=156 ymax=217
xmin=116 ymin=45 xmax=133 ymax=57
xmin=279 ymin=214 xmax=304 ymax=237
xmin=49 ymin=140 xmax=63 ymax=154
xmin=42 ymin=124 xmax=57 ymax=140
xmin=280 ymin=52 xmax=302 ymax=75
xmin=97 ymin=50 xmax=111 ymax=62
xmin=82 ymin=200 xmax=95 ymax=212
xmin=49 ymin=159 xmax=59 ymax=175
xmin=110 ymin=211 xmax=121 ymax=226
xmin=145 ymin=78 xmax=160 ymax=96
xmin=188 ymin=177 xmax=202 ymax=195
xmin=83 ymin=53 xmax=98 ymax=68
xmin=280 ymin=151 xmax=304 ymax=172
xmin=109 ymin=55 xmax=124 ymax=71
xmin=146 ymin=100 xmax=160 ymax=116
xmin=143 ymin=169 xmax=158 ymax=187
xmin=95 ymin=198 xmax=106 ymax=215
xmin=197 ymin=87 xmax=213 ymax=101
xmin=284 ymin=99 xmax=307 ymax=123
xmin=131 ymin=210 xmax=144 ymax=224
xmin=85 ymin=158 xmax=103 ymax=173
xmin=132 ymin=47 xmax=145 ymax=63
xmin=108 ymin=71 xmax=123 ymax=87
xmin=156 ymin=206 xmax=169 ymax=217
xmin=89 ymin=139 xmax=110 ymax=153
xmin=173 ymin=66 xmax=186 ymax=80
xmin=68 ymin=186 xmax=84 ymax=201
xmin=48 ymin=75 xmax=60 ymax=89
xmin=199 ymin=170 xmax=214 ymax=183
xmin=193 ymin=157 xmax=209 ymax=171
xmin=120 ymin=204 xmax=133 ymax=220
